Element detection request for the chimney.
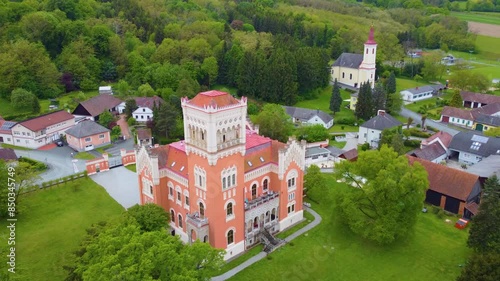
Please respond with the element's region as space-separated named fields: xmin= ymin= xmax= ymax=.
xmin=377 ymin=110 xmax=386 ymax=116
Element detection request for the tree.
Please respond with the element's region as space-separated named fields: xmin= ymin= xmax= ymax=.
xmin=110 ymin=126 xmax=122 ymax=141
xmin=127 ymin=117 xmax=136 ymax=127
xmin=297 ymin=124 xmax=330 ymax=143
xmin=450 ymin=71 xmax=490 ymax=92
xmin=138 ymin=83 xmax=156 ymax=97
xmin=304 ymin=165 xmax=329 ymax=203
xmin=115 ymin=80 xmax=132 ymax=97
xmin=201 ymin=56 xmax=218 ymax=88
xmin=98 ymin=111 xmax=114 ymax=128
xmin=421 ymin=51 xmax=446 ymax=80
xmin=449 ymin=89 xmax=463 ymax=108
xmin=330 ymin=79 xmax=342 ymax=114
xmin=154 ymin=102 xmax=180 ymax=139
xmin=355 ymin=82 xmax=374 ymax=121
xmin=254 ymin=104 xmax=294 ymax=143
xmin=379 ymin=128 xmax=405 ymax=155
xmin=10 ymin=88 xmax=40 ymax=113
xmin=333 ymin=145 xmax=428 ymax=244
xmin=126 ymin=203 xmax=170 ymax=232
xmin=124 ymin=99 xmax=138 ymax=119
xmin=421 ymin=115 xmax=427 ymax=131
xmin=467 ymin=176 xmax=500 ymax=254
xmin=385 ymin=72 xmax=396 ymax=95
xmin=456 ymin=252 xmax=500 ymax=281
xmin=484 ymin=127 xmax=500 ymax=137
xmin=406 ymin=117 xmax=414 ymax=129
xmin=372 ymin=83 xmax=386 ymax=112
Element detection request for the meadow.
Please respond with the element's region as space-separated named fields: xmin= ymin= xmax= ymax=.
xmin=451 ymin=11 xmax=500 ymax=26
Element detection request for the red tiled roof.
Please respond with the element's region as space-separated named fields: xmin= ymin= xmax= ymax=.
xmin=410 ymin=142 xmax=446 ymax=161
xmin=441 ymin=106 xmax=474 ymax=120
xmin=135 ymin=96 xmax=164 ymax=109
xmin=461 ymin=91 xmax=500 ymax=105
xmin=78 ymin=95 xmax=122 ymax=117
xmin=246 ymin=132 xmax=271 ymax=150
xmin=422 ymin=131 xmax=453 ymax=148
xmin=187 ymin=91 xmax=240 ymax=108
xmin=407 ymin=156 xmax=480 ymax=201
xmin=150 ymin=142 xmax=188 ymax=178
xmin=471 ymin=103 xmax=500 ymax=118
xmin=137 ymin=128 xmax=152 ymax=140
xmin=0 ymin=148 xmax=17 ymax=161
xmin=340 ymin=148 xmax=358 ymax=161
xmin=18 ymin=110 xmax=74 ymax=132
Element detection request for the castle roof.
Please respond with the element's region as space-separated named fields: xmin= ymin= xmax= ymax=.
xmin=187 ymin=91 xmax=240 ymax=108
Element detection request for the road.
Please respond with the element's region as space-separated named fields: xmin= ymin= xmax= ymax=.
xmin=399 ymin=107 xmax=460 ymax=136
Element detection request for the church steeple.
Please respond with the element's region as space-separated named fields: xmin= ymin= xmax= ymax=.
xmin=360 ymin=26 xmax=377 ymax=88
xmin=365 ymin=25 xmax=376 ymax=45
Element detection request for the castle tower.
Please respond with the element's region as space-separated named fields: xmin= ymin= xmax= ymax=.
xmin=181 ymin=90 xmax=247 ymax=259
xmin=359 ymin=26 xmax=377 ymax=88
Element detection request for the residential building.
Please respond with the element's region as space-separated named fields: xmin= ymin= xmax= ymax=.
xmin=72 ymin=94 xmax=122 ymax=121
xmin=407 ymin=49 xmax=423 ymax=58
xmin=440 ymin=103 xmax=500 ymax=130
xmin=461 ymin=91 xmax=500 ymax=108
xmin=448 ymin=131 xmax=500 ymax=165
xmin=474 ymin=114 xmax=500 ymax=132
xmin=10 ymin=111 xmax=75 ymax=149
xmin=99 ymin=86 xmax=113 ymax=95
xmin=408 ymin=156 xmax=482 ymax=218
xmin=331 ymin=26 xmax=377 ymax=89
xmin=135 ymin=90 xmax=306 ymax=260
xmin=400 ymin=85 xmax=436 ymax=102
xmin=65 ymin=120 xmax=111 ymax=152
xmin=305 ymin=146 xmax=331 ymax=168
xmin=117 ymin=96 xmax=164 ymax=122
xmin=440 ymin=106 xmax=474 ymax=128
xmin=358 ymin=110 xmax=402 ymax=148
xmin=137 ymin=128 xmax=153 ymax=146
xmin=0 ymin=148 xmax=17 ymax=162
xmin=339 ymin=148 xmax=358 ymax=161
xmin=283 ymin=106 xmax=333 ymax=129
xmin=410 ymin=131 xmax=453 ymax=164
xmin=0 ymin=117 xmax=15 ymax=145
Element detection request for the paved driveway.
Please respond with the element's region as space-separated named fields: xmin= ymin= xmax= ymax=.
xmin=400 ymin=107 xmax=460 ymax=136
xmin=14 ymin=146 xmax=86 ymax=183
xmin=90 ymin=166 xmax=140 ymax=209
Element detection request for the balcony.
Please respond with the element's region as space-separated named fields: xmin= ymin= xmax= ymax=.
xmin=217 ymin=139 xmax=240 ymax=150
xmin=245 ymin=191 xmax=279 ymax=211
xmin=186 ymin=212 xmax=209 ymax=228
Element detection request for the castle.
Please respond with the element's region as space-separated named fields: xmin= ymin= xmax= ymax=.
xmin=136 ymin=90 xmax=306 ymax=260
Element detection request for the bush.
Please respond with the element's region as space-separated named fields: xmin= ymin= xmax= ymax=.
xmin=435 ymin=98 xmax=449 ymax=107
xmin=336 ymin=117 xmax=357 ymax=126
xmin=360 ymin=143 xmax=370 ymax=151
xmin=19 ymin=157 xmax=47 ymax=171
xmin=407 ymin=128 xmax=431 ymax=138
xmin=427 ymin=126 xmax=439 ymax=132
xmin=127 ymin=117 xmax=136 ymax=127
xmin=404 ymin=139 xmax=421 ymax=148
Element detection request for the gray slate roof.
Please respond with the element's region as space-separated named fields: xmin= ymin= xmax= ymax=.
xmin=409 ymin=142 xmax=446 ymax=161
xmin=449 ymin=131 xmax=500 ymax=157
xmin=475 ymin=114 xmax=500 ymax=127
xmin=332 ymin=53 xmax=364 ymax=69
xmin=401 ymin=85 xmax=435 ymax=95
xmin=326 ymin=146 xmax=344 ymax=157
xmin=283 ymin=106 xmax=333 ymax=124
xmin=305 ymin=147 xmax=331 ymax=158
xmin=65 ymin=120 xmax=110 ymax=138
xmin=466 ymin=155 xmax=500 ymax=178
xmin=360 ymin=113 xmax=402 ymax=130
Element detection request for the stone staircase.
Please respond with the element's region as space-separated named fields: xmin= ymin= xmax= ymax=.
xmin=259 ymin=227 xmax=284 ymax=253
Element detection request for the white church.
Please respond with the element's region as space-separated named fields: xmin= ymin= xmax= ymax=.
xmin=331 ymin=26 xmax=377 ymax=89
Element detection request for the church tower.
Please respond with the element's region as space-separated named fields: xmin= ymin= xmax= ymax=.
xmin=359 ymin=26 xmax=377 ymax=88
xmin=181 ymin=90 xmax=247 ymax=259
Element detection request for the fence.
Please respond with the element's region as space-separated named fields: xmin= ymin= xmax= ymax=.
xmin=21 ymin=172 xmax=88 ymax=194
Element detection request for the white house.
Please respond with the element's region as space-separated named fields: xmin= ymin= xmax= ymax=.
xmin=117 ymin=96 xmax=164 ymax=122
xmin=10 ymin=111 xmax=75 ymax=149
xmin=99 ymin=86 xmax=113 ymax=95
xmin=0 ymin=118 xmax=16 ymax=145
xmin=283 ymin=106 xmax=333 ymax=129
xmin=449 ymin=132 xmax=500 ymax=165
xmin=400 ymin=85 xmax=436 ymax=102
xmin=331 ymin=26 xmax=377 ymax=89
xmin=358 ymin=110 xmax=402 ymax=148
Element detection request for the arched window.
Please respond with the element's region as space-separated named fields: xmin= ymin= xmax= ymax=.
xmin=251 ymin=184 xmax=257 ymax=199
xmin=227 ymin=202 xmax=233 ymax=216
xmin=203 ymin=235 xmax=208 ymax=243
xmin=178 ymin=214 xmax=183 ymax=228
xmin=223 ymin=177 xmax=226 ymax=189
xmin=366 ymin=48 xmax=368 ymax=54
xmin=227 ymin=230 xmax=234 ymax=245
xmin=199 ymin=202 xmax=205 ymax=218
xmin=372 ymin=49 xmax=374 ymax=54
xmin=171 ymin=210 xmax=175 ymax=223
xmin=263 ymin=179 xmax=268 ymax=191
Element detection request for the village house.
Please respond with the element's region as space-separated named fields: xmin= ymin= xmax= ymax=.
xmin=72 ymin=94 xmax=122 ymax=121
xmin=135 ymin=90 xmax=306 ymax=260
xmin=99 ymin=86 xmax=113 ymax=95
xmin=0 ymin=117 xmax=16 ymax=145
xmin=448 ymin=131 xmax=500 ymax=165
xmin=400 ymin=85 xmax=438 ymax=102
xmin=331 ymin=26 xmax=377 ymax=89
xmin=408 ymin=156 xmax=482 ymax=219
xmin=65 ymin=120 xmax=111 ymax=152
xmin=440 ymin=106 xmax=474 ymax=128
xmin=9 ymin=111 xmax=75 ymax=149
xmin=117 ymin=96 xmax=164 ymax=122
xmin=358 ymin=110 xmax=402 ymax=148
xmin=440 ymin=103 xmax=500 ymax=130
xmin=283 ymin=106 xmax=333 ymax=129
xmin=339 ymin=148 xmax=358 ymax=162
xmin=409 ymin=131 xmax=452 ymax=163
xmin=136 ymin=128 xmax=153 ymax=146
xmin=461 ymin=91 xmax=500 ymax=108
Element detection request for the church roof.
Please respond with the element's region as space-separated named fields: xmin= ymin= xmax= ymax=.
xmin=365 ymin=26 xmax=376 ymax=45
xmin=187 ymin=90 xmax=240 ymax=108
xmin=331 ymin=53 xmax=364 ymax=69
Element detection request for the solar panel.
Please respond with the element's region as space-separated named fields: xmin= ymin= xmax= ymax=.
xmin=471 ymin=134 xmax=489 ymax=143
xmin=0 ymin=121 xmax=16 ymax=130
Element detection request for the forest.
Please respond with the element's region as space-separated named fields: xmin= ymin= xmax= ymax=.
xmin=0 ymin=0 xmax=476 ymax=108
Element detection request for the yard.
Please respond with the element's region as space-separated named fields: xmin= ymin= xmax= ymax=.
xmin=228 ymin=177 xmax=470 ymax=281
xmin=0 ymin=178 xmax=124 ymax=281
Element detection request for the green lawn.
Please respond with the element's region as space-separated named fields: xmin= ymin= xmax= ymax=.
xmin=1 ymin=143 xmax=33 ymax=150
xmin=95 ymin=144 xmax=114 ymax=154
xmin=452 ymin=11 xmax=500 ymax=26
xmin=276 ymin=210 xmax=315 ymax=239
xmin=329 ymin=139 xmax=346 ymax=149
xmin=229 ymin=179 xmax=470 ymax=281
xmin=125 ymin=164 xmax=136 ymax=172
xmin=74 ymin=152 xmax=96 ymax=160
xmin=396 ymin=77 xmax=429 ymax=94
xmin=0 ymin=178 xmax=124 ymax=281
xmin=475 ymin=35 xmax=500 ymax=61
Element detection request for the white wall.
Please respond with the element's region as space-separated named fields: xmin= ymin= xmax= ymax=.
xmin=133 ymin=107 xmax=154 ymax=122
xmin=117 ymin=102 xmax=126 ymax=114
xmin=306 ymin=115 xmax=330 ymax=129
xmin=458 ymin=152 xmax=482 ymax=165
xmin=358 ymin=126 xmax=382 ymax=147
xmin=331 ymin=66 xmax=360 ymax=88
xmin=401 ymin=90 xmax=433 ymax=102
xmin=0 ymin=133 xmax=14 ymax=145
xmin=449 ymin=117 xmax=473 ymax=128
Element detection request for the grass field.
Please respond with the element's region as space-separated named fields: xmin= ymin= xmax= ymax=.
xmin=1 ymin=143 xmax=33 ymax=150
xmin=452 ymin=11 xmax=500 ymax=26
xmin=0 ymin=178 xmax=124 ymax=281
xmin=74 ymin=151 xmax=96 ymax=160
xmin=229 ymin=178 xmax=470 ymax=281
xmin=474 ymin=35 xmax=500 ymax=61
xmin=125 ymin=164 xmax=137 ymax=172
xmin=396 ymin=78 xmax=428 ymax=94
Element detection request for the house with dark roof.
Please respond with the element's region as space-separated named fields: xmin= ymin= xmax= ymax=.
xmin=137 ymin=128 xmax=153 ymax=146
xmin=65 ymin=120 xmax=111 ymax=152
xmin=449 ymin=131 xmax=500 ymax=165
xmin=331 ymin=26 xmax=377 ymax=89
xmin=400 ymin=85 xmax=437 ymax=102
xmin=0 ymin=148 xmax=17 ymax=161
xmin=358 ymin=110 xmax=402 ymax=147
xmin=72 ymin=95 xmax=122 ymax=121
xmin=440 ymin=106 xmax=475 ymax=128
xmin=408 ymin=156 xmax=482 ymax=218
xmin=10 ymin=111 xmax=75 ymax=149
xmin=441 ymin=103 xmax=500 ymax=130
xmin=339 ymin=148 xmax=358 ymax=161
xmin=283 ymin=106 xmax=333 ymax=129
xmin=0 ymin=117 xmax=16 ymax=145
xmin=117 ymin=96 xmax=164 ymax=122
xmin=466 ymin=155 xmax=500 ymax=181
xmin=461 ymin=91 xmax=500 ymax=108
xmin=408 ymin=131 xmax=452 ymax=163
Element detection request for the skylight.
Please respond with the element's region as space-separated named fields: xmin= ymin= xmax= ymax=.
xmin=247 ymin=161 xmax=253 ymax=167
xmin=260 ymin=157 xmax=265 ymax=162
xmin=470 ymin=141 xmax=481 ymax=151
xmin=471 ymin=135 xmax=488 ymax=144
xmin=171 ymin=162 xmax=176 ymax=167
xmin=180 ymin=166 xmax=185 ymax=172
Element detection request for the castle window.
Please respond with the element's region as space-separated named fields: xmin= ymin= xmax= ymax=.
xmin=263 ymin=179 xmax=268 ymax=191
xmin=223 ymin=177 xmax=226 ymax=189
xmin=171 ymin=210 xmax=175 ymax=223
xmin=199 ymin=202 xmax=205 ymax=218
xmin=251 ymin=184 xmax=257 ymax=200
xmin=185 ymin=195 xmax=189 ymax=206
xmin=178 ymin=214 xmax=183 ymax=228
xmin=201 ymin=132 xmax=204 ymax=140
xmin=227 ymin=202 xmax=233 ymax=216
xmin=232 ymin=174 xmax=236 ymax=186
xmin=349 ymin=74 xmax=352 ymax=80
xmin=372 ymin=49 xmax=374 ymax=54
xmin=342 ymin=72 xmax=345 ymax=79
xmin=149 ymin=186 xmax=153 ymax=195
xmin=223 ymin=134 xmax=226 ymax=142
xmin=366 ymin=48 xmax=368 ymax=54
xmin=227 ymin=230 xmax=234 ymax=245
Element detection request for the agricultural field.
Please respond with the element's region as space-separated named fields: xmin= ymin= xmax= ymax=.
xmin=452 ymin=11 xmax=500 ymax=26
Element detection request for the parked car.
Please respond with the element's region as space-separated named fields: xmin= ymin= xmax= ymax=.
xmin=56 ymin=140 xmax=64 ymax=147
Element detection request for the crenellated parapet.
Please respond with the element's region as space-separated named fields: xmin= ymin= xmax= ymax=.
xmin=278 ymin=138 xmax=307 ymax=180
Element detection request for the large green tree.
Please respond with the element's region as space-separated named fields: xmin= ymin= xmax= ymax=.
xmin=449 ymin=89 xmax=463 ymax=108
xmin=127 ymin=203 xmax=170 ymax=232
xmin=330 ymin=79 xmax=342 ymax=114
xmin=296 ymin=124 xmax=330 ymax=143
xmin=333 ymin=145 xmax=428 ymax=244
xmin=10 ymin=88 xmax=41 ymax=113
xmin=467 ymin=176 xmax=500 ymax=254
xmin=379 ymin=128 xmax=405 ymax=155
xmin=304 ymin=165 xmax=329 ymax=203
xmin=263 ymin=49 xmax=298 ymax=105
xmin=254 ymin=104 xmax=294 ymax=143
xmin=456 ymin=252 xmax=500 ymax=281
xmin=372 ymin=83 xmax=386 ymax=113
xmin=98 ymin=111 xmax=114 ymax=128
xmin=354 ymin=82 xmax=374 ymax=121
xmin=154 ymin=102 xmax=180 ymax=139
xmin=450 ymin=71 xmax=490 ymax=93
xmin=124 ymin=98 xmax=138 ymax=118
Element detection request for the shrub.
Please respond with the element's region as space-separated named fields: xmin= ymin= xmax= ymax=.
xmin=407 ymin=128 xmax=431 ymax=138
xmin=336 ymin=117 xmax=357 ymax=126
xmin=404 ymin=139 xmax=421 ymax=148
xmin=360 ymin=143 xmax=370 ymax=151
xmin=127 ymin=117 xmax=136 ymax=127
xmin=340 ymin=125 xmax=345 ymax=130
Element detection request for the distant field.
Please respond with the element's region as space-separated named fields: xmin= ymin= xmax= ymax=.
xmin=452 ymin=11 xmax=500 ymax=26
xmin=475 ymin=35 xmax=500 ymax=60
xmin=396 ymin=78 xmax=428 ymax=93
